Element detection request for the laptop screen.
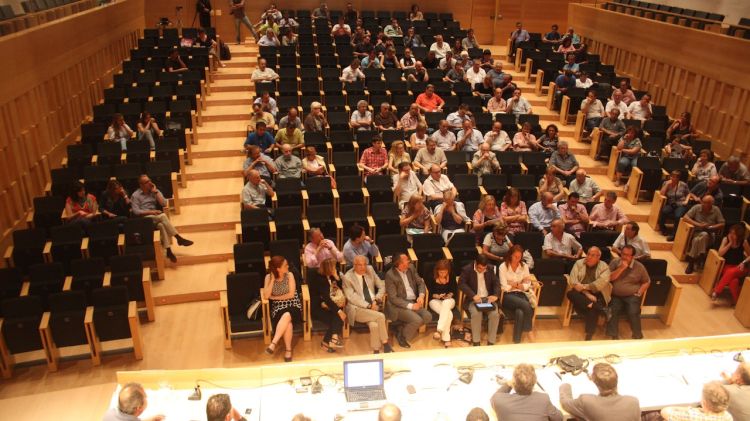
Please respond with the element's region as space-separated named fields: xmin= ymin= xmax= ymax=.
xmin=344 ymin=359 xmax=384 ymax=389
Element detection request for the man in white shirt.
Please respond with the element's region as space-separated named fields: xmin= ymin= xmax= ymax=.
xmin=438 ymin=50 xmax=457 ymax=71
xmin=611 ymin=221 xmax=651 ymax=260
xmin=393 ymin=162 xmax=422 ymax=208
xmin=432 ymin=120 xmax=457 ymax=150
xmin=542 ymin=219 xmax=583 ymax=261
xmin=575 ymin=72 xmax=593 ymax=89
xmin=568 ymin=169 xmax=602 ymax=203
xmin=430 ymin=34 xmax=451 ymax=59
xmin=580 ymin=90 xmax=604 ymax=138
xmin=465 ymin=59 xmax=486 ymax=87
xmin=384 ymin=254 xmax=431 ymax=347
xmin=456 ymin=119 xmax=483 ymax=152
xmin=446 ymin=104 xmax=473 ymax=129
xmin=423 ymin=164 xmax=457 ymax=208
xmin=605 ymin=90 xmax=628 ymax=120
xmin=250 ymin=58 xmax=279 ymax=82
xmin=627 ymin=94 xmax=652 ymax=121
xmin=340 ymin=58 xmax=365 ymax=82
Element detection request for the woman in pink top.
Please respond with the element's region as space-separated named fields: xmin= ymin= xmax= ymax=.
xmin=65 ymin=181 xmax=99 ymax=228
xmin=500 ymin=187 xmax=528 ymax=234
xmin=512 ymin=122 xmax=540 ymax=151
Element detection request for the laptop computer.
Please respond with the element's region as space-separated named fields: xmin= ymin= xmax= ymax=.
xmin=343 ymin=359 xmax=387 ymax=410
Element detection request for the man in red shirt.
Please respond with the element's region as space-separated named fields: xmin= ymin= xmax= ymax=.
xmin=359 ymin=136 xmax=388 ymax=178
xmin=415 ymin=84 xmax=445 ymax=113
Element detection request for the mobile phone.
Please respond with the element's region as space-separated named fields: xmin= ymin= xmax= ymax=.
xmin=245 ymin=408 xmax=253 ymax=415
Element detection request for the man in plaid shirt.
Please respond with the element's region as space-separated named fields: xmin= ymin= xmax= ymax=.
xmin=359 ymin=136 xmax=388 ymax=178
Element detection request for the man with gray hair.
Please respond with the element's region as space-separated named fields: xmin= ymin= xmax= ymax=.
xmin=103 ymin=382 xmax=164 ymax=421
xmin=343 ymin=255 xmax=392 ymax=353
xmin=350 ymin=100 xmax=372 ymax=131
xmin=241 ymin=169 xmax=274 ymax=210
xmin=374 ymin=102 xmax=401 ymax=131
xmin=273 ymin=144 xmax=302 ymax=179
xmin=568 ymin=169 xmax=602 ymax=203
xmin=491 ymin=363 xmax=563 ymax=421
xmin=549 ymin=140 xmax=579 ymax=185
xmin=471 ymin=142 xmax=501 ymax=183
xmin=560 ymin=363 xmax=640 ymax=420
xmin=567 ymin=246 xmax=611 ymax=340
xmin=206 ymin=393 xmax=246 ymax=421
xmin=661 ymin=381 xmax=732 ymax=421
xmin=682 ymin=195 xmax=724 ymax=274
xmin=456 ymin=119 xmax=483 ymax=153
xmin=718 ymin=155 xmax=750 ymax=186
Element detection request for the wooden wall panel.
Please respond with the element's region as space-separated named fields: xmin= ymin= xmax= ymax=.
xmin=0 ymin=0 xmax=143 ymax=249
xmin=569 ymin=4 xmax=750 ymax=160
xmin=495 ymin=0 xmax=577 ymax=44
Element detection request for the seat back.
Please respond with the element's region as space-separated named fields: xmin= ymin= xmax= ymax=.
xmin=532 ymin=258 xmax=568 ymax=307
xmin=269 ymin=239 xmax=301 ymax=272
xmin=123 ymin=217 xmax=156 ymax=261
xmin=513 ymin=231 xmax=544 ymax=259
xmin=233 ymin=243 xmax=266 ymax=277
xmin=0 ymin=268 xmax=23 ymax=305
xmin=48 ymin=290 xmax=89 ymax=347
xmin=91 ymin=286 xmax=132 ymax=342
xmin=0 ymin=296 xmax=44 ymax=354
xmin=50 ymin=224 xmax=85 ymax=273
xmin=376 ymin=234 xmax=410 ymax=263
xmin=579 ymin=231 xmax=620 ymax=262
xmin=86 ymin=220 xmax=121 ymax=260
xmin=273 ymin=207 xmax=304 ymax=244
xmin=70 ymin=258 xmax=106 ymax=303
xmin=371 ymin=202 xmax=401 ymax=237
xmin=109 ymin=254 xmax=145 ymax=302
xmin=11 ymin=228 xmax=48 ymax=274
xmin=240 ymin=208 xmax=271 ymax=247
xmin=226 ymin=273 xmax=263 ymax=331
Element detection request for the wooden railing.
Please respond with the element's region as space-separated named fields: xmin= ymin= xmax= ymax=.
xmin=0 ymin=0 xmax=100 ymax=37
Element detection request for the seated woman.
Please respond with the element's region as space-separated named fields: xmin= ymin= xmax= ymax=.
xmin=107 ymin=113 xmax=133 ymax=151
xmin=281 ymin=26 xmax=298 ymax=46
xmin=712 ymin=224 xmax=750 ymax=305
xmin=666 ymin=111 xmax=696 ymax=143
xmin=400 ymin=194 xmax=434 ymax=238
xmin=656 ymin=170 xmax=689 ymax=241
xmin=538 ymin=166 xmax=566 ymax=202
xmin=500 ymin=188 xmax=528 ymax=235
xmin=499 ymin=245 xmax=536 ymax=344
xmin=427 ymin=259 xmax=457 ymax=348
xmin=537 ymin=124 xmax=559 ymax=158
xmin=556 ymin=37 xmax=579 ymax=54
xmin=511 ymin=122 xmax=540 ymax=152
xmin=317 ymin=258 xmax=347 ymax=353
xmin=64 ymin=181 xmax=99 ymax=229
xmin=482 ymin=224 xmax=513 ymax=267
xmin=136 ymin=111 xmax=162 ymax=150
xmin=663 ymin=135 xmax=694 ymax=161
xmin=387 ymin=140 xmax=411 ymax=175
xmin=408 ymin=4 xmax=424 ymax=21
xmin=691 ymin=149 xmax=717 ymax=183
xmin=472 ymin=194 xmax=504 ymax=239
xmin=614 ymin=126 xmax=642 ymax=187
xmin=100 ymin=179 xmax=130 ymax=225
xmin=264 ymin=256 xmax=302 ymax=363
xmin=409 ymin=122 xmax=429 ymax=151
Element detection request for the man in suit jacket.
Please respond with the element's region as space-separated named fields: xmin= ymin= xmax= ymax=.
xmin=384 ymin=253 xmax=432 ymax=347
xmin=492 ymin=363 xmax=563 ymax=421
xmin=343 ymin=256 xmax=392 ymax=353
xmin=459 ymin=255 xmax=501 ymax=346
xmin=559 ymin=363 xmax=641 ymax=421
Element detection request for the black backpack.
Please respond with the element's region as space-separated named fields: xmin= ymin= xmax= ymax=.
xmin=220 ymin=40 xmax=231 ymax=61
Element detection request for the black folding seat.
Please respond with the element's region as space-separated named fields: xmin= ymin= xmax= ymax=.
xmin=45 ymin=290 xmax=90 ymax=368
xmin=145 ymin=160 xmax=174 ymax=199
xmin=27 ymin=262 xmax=66 ymax=309
xmin=232 ymin=243 xmax=266 ymax=278
xmin=239 ymin=208 xmax=272 ymax=248
xmin=48 ymin=224 xmax=85 ymax=273
xmin=0 ymin=296 xmax=45 ymax=374
xmin=31 ymin=196 xmax=65 ymax=235
xmin=88 ymin=285 xmax=143 ymax=363
xmin=371 ymin=203 xmax=401 ymax=238
xmin=454 ymin=174 xmax=482 ymax=203
xmin=305 ymin=204 xmax=340 ymax=243
xmin=375 ymin=234 xmax=410 ymax=266
xmin=513 ymin=231 xmax=544 ymax=260
xmin=110 ymin=254 xmax=154 ymax=321
xmin=446 ymin=151 xmax=469 ymax=177
xmin=365 ymin=175 xmax=394 ymax=204
xmin=220 ymin=272 xmax=265 ymax=348
xmin=7 ymin=228 xmax=47 ymax=275
xmin=0 ymin=268 xmax=23 ymax=306
xmin=510 ymin=174 xmax=538 ymax=202
xmin=446 ymin=232 xmax=478 ymax=273
xmin=335 ymin=175 xmax=365 ymax=205
xmin=68 ymin=258 xmax=106 ymax=304
xmin=274 ymin=206 xmax=305 ymax=245
xmin=532 ymin=258 xmax=568 ymax=307
xmin=497 ymin=151 xmax=522 ymax=175
xmin=304 ymin=175 xmax=335 ymax=205
xmin=122 ymin=217 xmax=156 ymax=262
xmin=114 ymin=163 xmax=143 ymax=194
xmin=269 ymin=239 xmax=302 ymax=272
xmin=86 ymin=220 xmax=120 ymax=261
xmin=95 ymin=142 xmax=123 ymax=167
xmin=331 ymin=151 xmax=359 ymax=176
xmin=49 ymin=167 xmax=77 ymax=198
xmin=124 ymin=139 xmax=151 ymax=164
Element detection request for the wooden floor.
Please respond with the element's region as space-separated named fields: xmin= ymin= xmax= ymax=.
xmin=0 ymin=41 xmax=747 ymax=420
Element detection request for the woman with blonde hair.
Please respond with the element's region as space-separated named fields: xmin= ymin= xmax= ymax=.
xmin=472 ymin=194 xmax=503 ymax=238
xmin=317 ymin=258 xmax=347 ymax=352
xmin=387 ymin=140 xmax=412 ymax=175
xmin=538 ymin=166 xmax=566 ymax=202
xmin=400 ymin=194 xmax=434 ymax=237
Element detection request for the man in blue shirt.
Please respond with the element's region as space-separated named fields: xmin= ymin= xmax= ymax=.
xmin=528 ymin=192 xmax=560 ymax=234
xmin=543 ymin=24 xmax=562 ymax=44
xmin=243 ymin=121 xmax=275 ymax=154
xmin=562 ymin=54 xmax=580 ymax=75
xmin=554 ymin=71 xmax=577 ymax=110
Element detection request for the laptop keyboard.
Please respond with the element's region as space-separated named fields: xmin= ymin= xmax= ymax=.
xmin=346 ymin=389 xmax=386 ymax=402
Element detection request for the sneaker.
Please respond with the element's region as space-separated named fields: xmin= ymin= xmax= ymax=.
xmin=166 ymin=248 xmax=177 ymax=263
xmin=383 ymin=343 xmax=393 ymax=353
xmin=666 ymin=236 xmax=675 ymax=242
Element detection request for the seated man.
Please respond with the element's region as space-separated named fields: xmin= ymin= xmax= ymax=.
xmin=242 ymin=145 xmax=277 ymax=181
xmin=249 ymin=103 xmax=276 ymax=131
xmin=342 ymin=225 xmax=380 ymax=268
xmin=553 ymin=71 xmax=576 ymax=109
xmin=393 ymin=161 xmax=422 ymax=208
xmin=358 ymin=136 xmax=388 ymax=178
xmin=612 ymin=79 xmax=637 ymax=105
xmin=543 ymin=218 xmax=583 ymax=261
xmin=258 ymin=29 xmax=280 ymax=47
xmin=543 ymin=24 xmax=562 ymax=44
xmin=132 ymin=175 xmax=193 ymax=263
xmin=486 ymin=88 xmax=508 ymax=115
xmin=720 ymin=362 xmax=750 ymax=420
xmin=103 ymin=382 xmax=164 ymax=421
xmin=250 ymin=58 xmax=279 ymax=83
xmin=422 ymin=164 xmax=457 ymax=209
xmin=384 ymin=253 xmax=432 ymax=348
xmin=456 ymin=119 xmax=483 ymax=153
xmin=166 ymin=49 xmax=188 ymax=73
xmin=350 ymin=100 xmax=373 ymax=131
xmin=561 ymin=53 xmax=579 ymax=75
xmin=253 ymin=91 xmax=278 ymax=117
xmin=661 ymin=381 xmax=732 ymax=421
xmin=509 ymin=22 xmax=530 ymax=56
xmin=462 ymin=28 xmax=480 ymax=50
xmin=431 ymin=120 xmax=458 ymax=151
xmin=434 ymin=190 xmax=470 ymax=243
xmin=506 ymin=88 xmax=532 ymax=115
xmin=446 ymin=104 xmax=473 ymax=130
xmin=429 ymin=34 xmax=451 ymax=59
xmin=459 ymin=255 xmax=501 ymax=346
xmin=205 ymin=393 xmax=246 ymax=421
xmin=580 ymin=90 xmax=604 ymax=139
xmin=560 ymin=363 xmax=640 ymax=420
xmin=303 ymin=227 xmax=344 ymax=269
xmin=606 ymin=245 xmax=650 ymax=339
xmin=241 ymin=169 xmax=274 ymax=211
xmin=627 ymin=94 xmax=652 ymax=121
xmin=415 ymin=84 xmax=444 ymax=113
xmin=484 ymin=62 xmax=505 ymax=90
xmin=549 ymin=141 xmax=579 ymax=185
xmin=274 ymin=144 xmax=302 ymax=179
xmin=413 ymin=139 xmax=447 ymax=176
xmin=611 ymin=221 xmax=651 ymax=260
xmin=528 ymin=192 xmax=560 ymax=234
xmin=278 ymin=107 xmax=303 ymax=130
xmin=465 ymin=59 xmax=486 ymax=88
xmin=589 ymin=191 xmax=628 ymax=231
xmin=443 ymin=61 xmax=465 ymax=85
xmin=605 ymin=90 xmax=629 ymax=119
xmin=244 ymin=121 xmax=275 ymax=154
xmin=567 ymin=247 xmax=611 ymax=340
xmin=686 ymin=174 xmax=723 ymax=207
xmin=597 ymin=108 xmax=626 ymax=159
xmin=492 ymin=363 xmax=563 ymax=421
xmin=343 ymin=256 xmax=393 ymax=354
xmin=274 ymin=124 xmax=304 ymax=152
xmin=340 ymin=58 xmax=365 ymax=83
xmin=374 ymin=102 xmax=401 ymax=131
xmin=718 ymin=155 xmax=750 ymax=186
xmin=471 ymin=142 xmax=501 ymax=184
xmin=558 ymin=192 xmax=588 ymax=237
xmin=576 ymin=71 xmax=593 ymax=89
xmin=400 ymin=103 xmax=425 ymax=131
xmin=683 ymin=195 xmax=725 ymax=274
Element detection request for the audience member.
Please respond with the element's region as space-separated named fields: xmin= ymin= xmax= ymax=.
xmin=598 ymin=108 xmax=626 ymax=158
xmin=384 ymin=18 xmax=403 ymax=37
xmin=429 ymin=34 xmax=451 ymax=59
xmin=340 ymin=58 xmax=365 ymax=82
xmin=661 ymin=381 xmax=732 ymax=421
xmin=627 ymin=94 xmax=652 ymax=121
xmin=434 ymin=190 xmax=470 ymax=242
xmin=512 ymin=122 xmax=539 ymax=151
xmin=506 ymin=88 xmax=533 ymax=115
xmin=457 ymin=255 xmax=500 ymax=345
xmin=400 ymin=194 xmax=434 ymax=235
xmin=343 ymin=256 xmax=392 ymax=353
xmin=487 ymin=88 xmax=508 ymax=115
xmin=344 ymin=2 xmax=358 ymax=24
xmin=242 ymin=145 xmax=276 ymax=180
xmin=482 ymin=224 xmax=512 ymax=266
xmin=303 ymin=228 xmax=344 ymax=269
xmin=136 ymin=111 xmax=161 ymax=150
xmin=656 ymin=170 xmax=690 ymax=240
xmin=683 ymin=195 xmax=724 ymax=274
xmin=393 ymin=161 xmax=422 ymax=207
xmin=166 ymin=49 xmax=188 ymax=73
xmin=331 ymin=15 xmax=351 ymax=37
xmin=359 ymin=136 xmax=388 ymax=177
xmin=401 ymin=104 xmax=425 ymax=131
xmin=387 ymin=141 xmax=411 ymax=175
xmin=278 ymin=108 xmax=303 ymax=130
xmin=568 ymin=169 xmax=602 ymax=203
xmin=205 ymin=393 xmax=245 ymax=421
xmin=484 ymin=62 xmax=505 ymax=90
xmin=554 ymin=71 xmax=577 ymax=108
xmin=605 ymin=90 xmax=629 ymax=120
xmin=543 ymin=218 xmax=583 ymax=261
xmin=447 ymin=104 xmax=474 ymax=129
xmin=712 ymin=224 xmax=750 ymax=305
xmin=718 ymin=155 xmax=750 ymax=186
xmin=274 ymin=144 xmax=302 ymax=179
xmin=281 ymin=26 xmax=298 ymax=46
xmin=374 ymin=103 xmax=401 ymax=131
xmin=538 ymin=167 xmax=566 ymax=202
xmin=422 ymin=50 xmax=440 ymax=69
xmin=350 ymin=100 xmax=373 ymax=131
xmin=485 ymin=121 xmax=512 ymax=151
xmin=510 ymin=22 xmax=530 ymax=55
xmin=342 ymin=224 xmax=380 ymax=268
xmin=568 ymin=247 xmax=612 ymax=340
xmin=100 ymin=180 xmax=131 ymax=223
xmin=465 ymin=60 xmax=486 ymax=87
xmin=614 ymin=126 xmax=642 ymax=186
xmin=611 ymin=221 xmax=651 ymax=260
xmin=612 ymin=79 xmax=637 ymax=105
xmin=691 ymin=149 xmax=718 ymax=183
xmin=407 ymin=60 xmax=428 ymax=82
xmin=382 ymin=48 xmax=402 ymax=69
xmin=107 ymin=113 xmax=134 ymax=151
xmin=581 ymin=90 xmax=605 ymax=139
xmin=64 ymin=181 xmax=98 ymax=229
xmin=501 ymin=188 xmax=529 ymax=235
xmin=258 ymin=28 xmax=280 ymax=46
xmin=560 ymin=363 xmax=641 ymax=420
xmin=492 ymin=363 xmax=563 ymax=421
xmin=413 ymin=138 xmax=447 ymax=175
xmin=103 ymin=382 xmax=164 ymax=421
xmin=311 ymin=2 xmax=330 ymax=20
xmin=316 ymin=258 xmax=347 ymax=352
xmin=499 ymin=246 xmax=536 ymax=343
xmin=241 ymin=169 xmax=274 ymax=211
xmin=462 ymin=29 xmax=480 ymax=50
xmin=250 ymin=58 xmax=279 ymax=82
xmin=559 ymin=192 xmax=588 ymax=237
xmin=404 ymin=27 xmax=424 ymax=48
xmin=720 ymin=362 xmax=750 ymax=420
xmin=264 ymin=256 xmax=302 ymax=362
xmin=589 ymin=191 xmax=628 ymax=231
xmin=410 ymin=122 xmax=429 ymax=150
xmin=556 ymin=37 xmax=578 ymax=54
xmin=543 ymin=24 xmax=562 ymax=44
xmin=667 ymin=111 xmax=696 ymax=142
xmin=244 ymin=121 xmax=275 ymax=153
xmin=607 ymin=245 xmax=650 ymax=339
xmin=562 ymin=53 xmax=579 ymax=75
xmin=538 ymin=124 xmax=560 ymax=157
xmin=529 ymin=192 xmax=560 ymax=234
xmin=361 ymin=49 xmax=383 ymax=69
xmin=385 ymin=253 xmax=432 ymax=347
xmin=274 ymin=124 xmax=303 ymax=151
xmin=472 ymin=194 xmax=503 ymax=236
xmin=132 ymin=175 xmax=192 ymax=263
xmin=427 ymin=259 xmax=457 ymax=347
xmin=302 ymin=145 xmax=328 ymax=177
xmin=400 ymin=48 xmax=416 ymax=69
xmin=471 ymin=142 xmax=501 ymax=183
xmin=249 ymin=103 xmax=276 ymax=131
xmin=415 ymin=84 xmax=445 ymax=112
xmin=354 ymin=35 xmax=374 ymax=58
xmin=687 ymin=174 xmax=723 ymax=207
xmin=422 ymin=164 xmax=457 ymax=208
xmin=549 ymin=141 xmax=579 ymax=184
xmin=432 ymin=120 xmax=458 ymax=151
xmin=303 ymin=102 xmax=328 ymax=132
xmin=457 ymin=119 xmax=483 ymax=152
xmin=576 ymin=72 xmax=593 ymax=89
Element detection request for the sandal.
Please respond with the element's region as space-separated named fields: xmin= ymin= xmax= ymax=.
xmin=321 ymin=341 xmax=336 ymax=353
xmin=329 ymin=336 xmax=344 ymax=348
xmin=265 ymin=342 xmax=277 ymax=355
xmin=284 ymin=350 xmax=293 ymax=362
xmin=433 ymin=332 xmax=442 ymax=340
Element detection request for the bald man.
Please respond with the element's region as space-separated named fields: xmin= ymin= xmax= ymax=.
xmin=567 ymin=247 xmax=612 ymax=340
xmin=103 ymin=382 xmax=164 ymax=421
xmin=274 ymin=144 xmax=303 ymax=179
xmin=721 ymin=362 xmax=750 ymax=420
xmin=682 ymin=195 xmax=724 ymax=274
xmin=378 ymin=403 xmax=402 ymax=421
xmin=242 ymin=169 xmax=274 ymax=210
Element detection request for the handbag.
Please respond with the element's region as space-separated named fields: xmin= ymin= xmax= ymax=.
xmin=246 ymin=298 xmax=261 ymax=320
xmin=329 ymin=283 xmax=346 ymax=308
xmin=551 ymin=354 xmax=589 ymax=376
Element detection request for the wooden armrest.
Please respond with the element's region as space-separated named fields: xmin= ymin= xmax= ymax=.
xmin=20 ymin=282 xmax=29 ymax=296
xmin=301 ymin=190 xmax=309 ymax=202
xmin=149 ymin=151 xmax=156 ymax=161
xmin=84 ymin=306 xmax=94 ymax=324
xmin=103 ymin=272 xmax=111 ymax=287
xmin=442 ymin=247 xmax=453 ymax=261
xmin=407 ymin=248 xmax=418 ymax=262
xmin=235 ymin=223 xmax=242 ymax=243
xmin=269 ymin=221 xmax=277 ymax=235
xmin=42 ymin=241 xmax=52 ymax=260
xmin=91 ymin=155 xmax=98 ymax=165
xmin=301 ymin=284 xmax=311 ymax=303
xmin=260 ymin=287 xmax=269 ymax=305
xmin=219 ymin=290 xmax=228 ymax=309
xmin=128 ymin=301 xmax=137 ymax=319
xmin=80 ymin=237 xmax=89 ymax=255
xmin=302 ymin=219 xmax=310 ymax=231
xmin=63 ymin=276 xmax=72 ymax=291
xmin=335 ymin=218 xmax=343 ymax=229
xmin=117 ymin=234 xmax=125 ymax=248
xmin=367 ymin=216 xmax=375 ymax=229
